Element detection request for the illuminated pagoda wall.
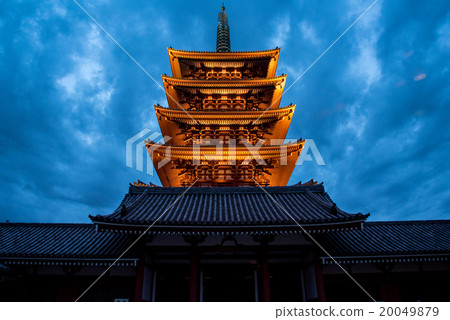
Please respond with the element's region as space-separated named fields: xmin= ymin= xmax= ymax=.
xmin=147 ymin=5 xmax=303 ymax=187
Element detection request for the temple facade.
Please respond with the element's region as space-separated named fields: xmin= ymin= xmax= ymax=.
xmin=0 ymin=6 xmax=449 ymax=302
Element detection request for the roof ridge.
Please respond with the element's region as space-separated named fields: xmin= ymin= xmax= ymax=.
xmin=365 ymin=219 xmax=450 ymax=225
xmin=0 ymin=222 xmax=94 ymax=227
xmin=128 ymin=184 xmax=325 ymax=194
xmin=304 ymin=189 xmax=334 ymax=209
xmin=168 ymin=48 xmax=280 ymax=54
xmin=303 ymin=189 xmax=364 ymax=218
xmin=126 ymin=189 xmax=151 ymax=212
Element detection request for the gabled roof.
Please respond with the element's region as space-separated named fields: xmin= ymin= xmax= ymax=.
xmin=320 ymin=220 xmax=450 ymax=264
xmin=0 ymin=223 xmax=136 ymax=266
xmin=90 ymin=184 xmax=369 ymax=234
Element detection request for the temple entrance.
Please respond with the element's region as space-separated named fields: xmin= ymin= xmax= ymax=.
xmin=154 ymin=264 xmax=190 ymax=302
xmin=202 ymin=264 xmax=256 ymax=302
xmin=270 ymin=264 xmax=304 ymax=302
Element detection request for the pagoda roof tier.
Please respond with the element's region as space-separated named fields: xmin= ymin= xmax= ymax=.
xmin=146 ymin=140 xmax=304 ymax=187
xmin=168 ymin=48 xmax=280 ymax=78
xmin=154 ymin=104 xmax=295 ymax=124
xmin=163 ymin=74 xmax=286 ymax=88
xmin=146 ymin=139 xmax=304 ymax=161
xmin=162 ymin=75 xmax=286 ymax=110
xmin=90 ymin=183 xmax=369 ymax=233
xmin=155 ymin=104 xmax=296 ymax=145
xmin=168 ymin=48 xmax=280 ymax=58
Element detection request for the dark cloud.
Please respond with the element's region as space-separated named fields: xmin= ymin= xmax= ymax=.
xmin=0 ymin=0 xmax=449 ymax=223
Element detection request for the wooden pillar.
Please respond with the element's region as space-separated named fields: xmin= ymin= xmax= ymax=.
xmin=303 ymin=251 xmax=326 ymax=301
xmin=314 ymin=261 xmax=326 ymax=302
xmin=184 ymin=235 xmax=205 ymax=302
xmin=134 ymin=234 xmax=154 ymax=302
xmin=134 ymin=260 xmax=145 ymax=302
xmin=253 ymin=234 xmax=274 ymax=302
xmin=189 ymin=247 xmax=200 ymax=302
xmin=254 ymin=270 xmax=259 ymax=302
xmin=57 ymin=284 xmax=78 ymax=302
xmin=58 ymin=266 xmax=81 ymax=302
xmin=379 ymin=279 xmax=402 ymax=302
xmin=261 ymin=244 xmax=271 ymax=302
xmin=141 ymin=263 xmax=154 ymax=302
xmin=376 ymin=263 xmax=400 ymax=302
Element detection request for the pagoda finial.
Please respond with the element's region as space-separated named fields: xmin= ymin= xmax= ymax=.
xmin=216 ymin=4 xmax=231 ymax=52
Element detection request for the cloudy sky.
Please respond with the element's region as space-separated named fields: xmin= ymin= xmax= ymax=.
xmin=1 ymin=0 xmax=449 ymax=223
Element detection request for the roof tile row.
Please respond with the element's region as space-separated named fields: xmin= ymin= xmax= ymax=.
xmin=0 ymin=223 xmax=133 ymax=259
xmin=0 ymin=220 xmax=449 ymax=260
xmin=320 ymin=220 xmax=450 ymax=256
xmin=90 ymin=184 xmax=368 ymax=227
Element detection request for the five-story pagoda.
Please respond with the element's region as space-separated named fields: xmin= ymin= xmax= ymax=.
xmin=147 ymin=5 xmax=304 ymax=187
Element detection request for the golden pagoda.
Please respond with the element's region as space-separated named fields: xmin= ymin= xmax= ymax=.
xmin=146 ymin=5 xmax=304 ymax=187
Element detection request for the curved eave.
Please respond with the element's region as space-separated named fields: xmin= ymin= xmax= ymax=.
xmin=321 ymin=254 xmax=450 ymax=265
xmin=162 ymin=74 xmax=286 ymax=88
xmin=168 ymin=47 xmax=280 ymax=60
xmin=168 ymin=48 xmax=280 ymax=78
xmin=126 ymin=184 xmax=326 ymax=194
xmin=163 ymin=75 xmax=286 ymax=109
xmin=155 ymin=104 xmax=296 ymax=125
xmin=0 ymin=257 xmax=138 ymax=267
xmin=145 ymin=140 xmax=304 ymax=160
xmin=90 ymin=218 xmax=368 ymax=235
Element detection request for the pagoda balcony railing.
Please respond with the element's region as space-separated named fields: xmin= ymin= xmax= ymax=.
xmin=178 ymin=166 xmax=273 ymax=186
xmin=184 ymin=130 xmax=266 ymax=143
xmin=206 ymin=70 xmax=242 ymax=80
xmin=202 ymin=98 xmax=246 ymax=110
xmin=185 ymin=70 xmax=265 ymax=80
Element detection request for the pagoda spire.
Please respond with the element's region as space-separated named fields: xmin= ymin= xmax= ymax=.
xmin=216 ymin=4 xmax=231 ymax=52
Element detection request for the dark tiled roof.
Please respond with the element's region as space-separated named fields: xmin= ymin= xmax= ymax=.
xmin=90 ymin=184 xmax=369 ymax=232
xmin=320 ymin=220 xmax=450 ymax=262
xmin=0 ymin=220 xmax=449 ymax=263
xmin=0 ymin=223 xmax=136 ymax=264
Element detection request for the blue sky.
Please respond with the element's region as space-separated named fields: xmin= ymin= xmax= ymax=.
xmin=1 ymin=0 xmax=449 ymax=223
